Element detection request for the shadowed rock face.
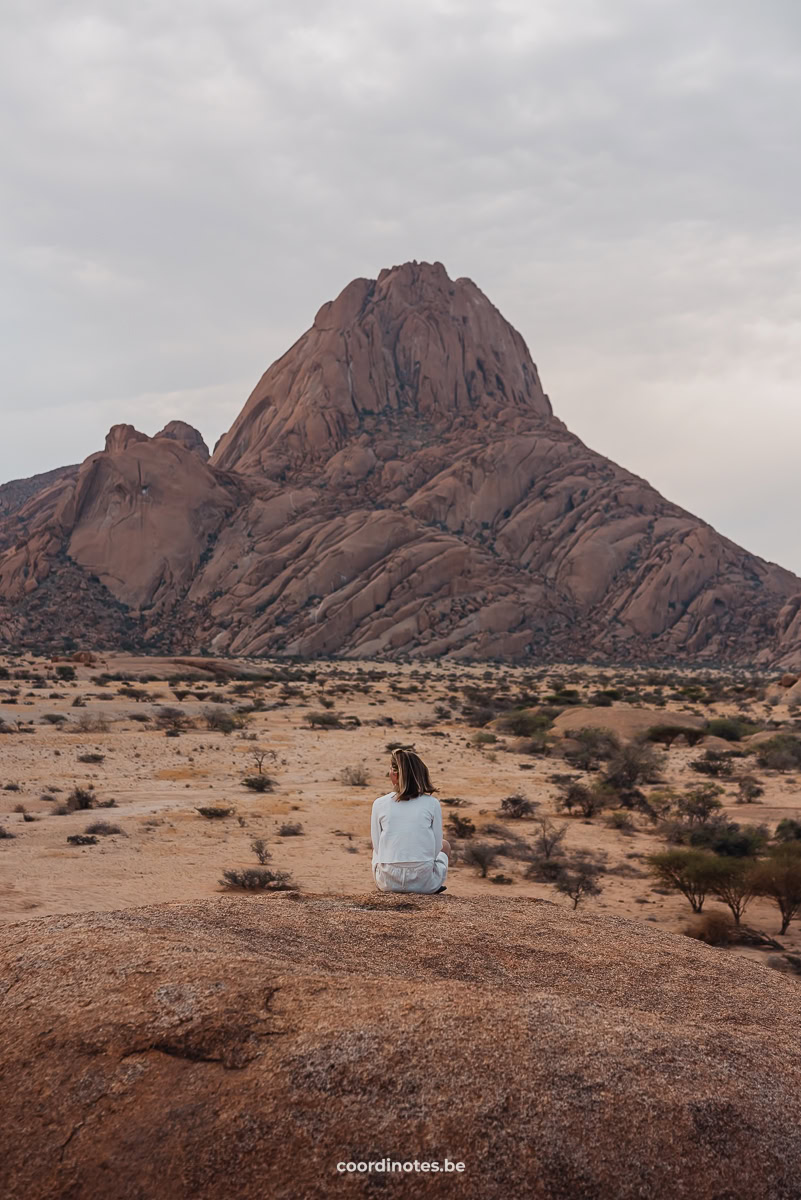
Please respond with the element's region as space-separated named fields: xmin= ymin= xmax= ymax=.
xmin=0 ymin=260 xmax=799 ymax=664
xmin=2 ymin=894 xmax=800 ymax=1199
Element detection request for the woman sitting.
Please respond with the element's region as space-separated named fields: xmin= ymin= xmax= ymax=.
xmin=371 ymin=748 xmax=450 ymax=894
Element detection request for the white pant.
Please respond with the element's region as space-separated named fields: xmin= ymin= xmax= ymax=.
xmin=373 ymin=854 xmax=448 ymax=894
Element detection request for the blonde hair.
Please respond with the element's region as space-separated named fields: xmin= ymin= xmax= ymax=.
xmin=391 ymin=748 xmax=436 ymax=802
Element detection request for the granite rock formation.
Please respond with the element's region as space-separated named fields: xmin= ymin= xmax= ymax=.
xmin=2 ymin=894 xmax=800 ymax=1200
xmin=1 ymin=260 xmax=799 ymax=665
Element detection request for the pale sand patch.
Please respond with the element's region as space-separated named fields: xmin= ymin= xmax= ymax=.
xmin=1 ymin=655 xmax=799 ymax=968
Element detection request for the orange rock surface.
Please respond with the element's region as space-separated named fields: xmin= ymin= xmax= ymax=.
xmin=2 ymin=894 xmax=800 ymax=1199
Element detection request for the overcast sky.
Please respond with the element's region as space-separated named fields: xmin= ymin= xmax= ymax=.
xmin=2 ymin=0 xmax=799 ymax=572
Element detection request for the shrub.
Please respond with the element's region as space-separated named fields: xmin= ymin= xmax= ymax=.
xmin=305 ymin=711 xmax=343 ymax=728
xmin=242 ymin=775 xmax=274 ymax=793
xmin=775 ymin=818 xmax=801 ymax=843
xmin=736 ymin=774 xmax=764 ymax=804
xmin=496 ymin=709 xmax=552 ymax=738
xmin=532 ymin=816 xmax=568 ymax=859
xmin=75 ymin=714 xmax=110 ymax=734
xmin=278 ymin=822 xmax=304 ymax=836
xmin=605 ymin=810 xmax=636 ymax=833
xmin=564 ymin=727 xmax=621 ymax=771
xmin=500 ymin=792 xmax=538 ymax=820
xmin=471 ymin=730 xmax=498 ymax=746
xmin=689 ymin=750 xmax=737 ymax=779
xmin=644 ymin=724 xmax=703 ymax=749
xmin=704 ymin=717 xmax=757 ymax=742
xmin=556 ymin=780 xmax=612 ymax=819
xmin=554 ymin=851 xmax=606 ymax=909
xmin=0 ymin=826 xmax=16 ymax=839
xmin=674 ymin=784 xmax=725 ymax=828
xmin=66 ymin=786 xmax=95 ymax=811
xmin=447 ymin=814 xmax=476 ymax=839
xmin=340 ymin=764 xmax=369 ymax=787
xmin=84 ymin=821 xmax=124 ymax=836
xmin=41 ymin=713 xmax=67 ymax=725
xmin=77 ymin=752 xmax=105 ymax=764
xmin=525 ymin=856 xmax=566 ymax=883
xmin=196 ymin=806 xmax=234 ymax=819
xmin=689 ymin=819 xmax=769 ymax=858
xmin=204 ymin=706 xmax=245 ymax=734
xmin=755 ymin=735 xmax=801 ymax=772
xmin=603 ymin=743 xmax=662 ymax=794
xmin=155 ymin=706 xmax=190 ymax=733
xmin=462 ymin=842 xmax=500 ymax=877
xmin=67 ymin=834 xmax=97 ymax=845
xmin=220 ymin=867 xmax=292 ymax=891
xmin=684 ymin=910 xmax=735 ymax=946
xmin=490 ymin=873 xmax=514 ymax=885
xmin=251 ymin=838 xmax=271 ymax=864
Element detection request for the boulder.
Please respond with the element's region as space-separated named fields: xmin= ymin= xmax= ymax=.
xmin=2 ymin=894 xmax=800 ymax=1199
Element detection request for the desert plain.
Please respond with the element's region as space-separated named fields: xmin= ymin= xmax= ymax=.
xmin=2 ymin=651 xmax=800 ymax=972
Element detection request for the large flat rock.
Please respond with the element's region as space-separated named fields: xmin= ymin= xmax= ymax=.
xmin=2 ymin=893 xmax=800 ymax=1199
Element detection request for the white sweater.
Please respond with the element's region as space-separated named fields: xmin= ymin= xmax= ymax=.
xmin=371 ymin=791 xmax=443 ymax=866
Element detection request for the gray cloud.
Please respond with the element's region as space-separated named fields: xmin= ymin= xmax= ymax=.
xmin=2 ymin=0 xmax=800 ymax=571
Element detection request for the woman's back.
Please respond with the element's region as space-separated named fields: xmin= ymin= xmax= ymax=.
xmin=371 ymin=791 xmax=442 ymax=865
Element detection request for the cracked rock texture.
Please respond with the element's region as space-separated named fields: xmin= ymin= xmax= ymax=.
xmin=1 ymin=260 xmax=800 ymax=665
xmin=1 ymin=894 xmax=800 ymax=1199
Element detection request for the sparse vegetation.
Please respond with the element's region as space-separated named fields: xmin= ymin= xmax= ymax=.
xmin=555 ymin=780 xmax=612 ymax=819
xmin=647 ymin=849 xmax=723 ymax=913
xmin=447 ymin=814 xmax=476 ymax=839
xmin=564 ymin=727 xmax=621 ymax=772
xmin=155 ymin=706 xmax=191 ymax=734
xmin=251 ymin=838 xmax=271 ymax=864
xmin=65 ymin=786 xmax=95 ymax=812
xmin=340 ymin=764 xmax=369 ymax=786
xmin=305 ymin=711 xmax=343 ymax=728
xmin=532 ymin=816 xmax=568 ymax=860
xmin=84 ymin=821 xmax=124 ymax=836
xmin=755 ymin=735 xmax=801 ymax=772
xmin=462 ymin=842 xmax=500 ymax=877
xmin=242 ymin=775 xmax=274 ymax=792
xmin=500 ymin=792 xmax=538 ymax=820
xmin=219 ymin=867 xmax=293 ymax=891
xmin=749 ymin=845 xmax=801 ymax=935
xmin=684 ymin=910 xmax=735 ymax=946
xmin=554 ymin=851 xmax=606 ymax=909
xmin=278 ymin=822 xmax=304 ymax=837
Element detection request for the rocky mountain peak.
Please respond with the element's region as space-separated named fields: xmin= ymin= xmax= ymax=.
xmin=211 ymin=261 xmax=554 ymax=478
xmin=155 ymin=420 xmax=210 ymax=460
xmin=104 ymin=424 xmax=149 ymax=454
xmin=1 ymin=262 xmax=800 ymax=667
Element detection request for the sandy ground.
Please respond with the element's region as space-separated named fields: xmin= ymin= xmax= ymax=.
xmin=1 ymin=653 xmax=800 ymax=971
